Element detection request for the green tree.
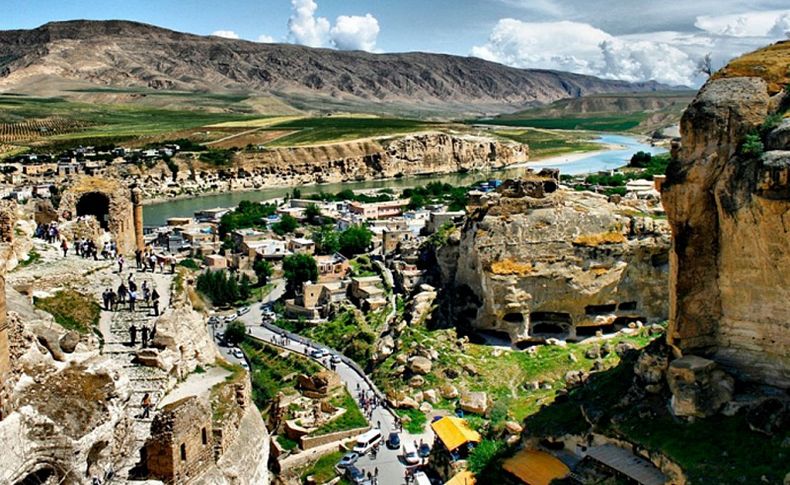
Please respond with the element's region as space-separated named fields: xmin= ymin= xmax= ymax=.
xmin=272 ymin=214 xmax=299 ymax=235
xmin=239 ymin=273 xmax=252 ymax=300
xmin=292 ymin=187 xmax=302 ymax=199
xmin=283 ymin=254 xmax=319 ymax=294
xmin=196 ymin=269 xmax=241 ymax=306
xmin=225 ymin=320 xmax=247 ymax=345
xmin=253 ymin=259 xmax=273 ymax=286
xmin=339 ymin=224 xmax=373 ymax=257
xmin=312 ymin=225 xmax=340 ymax=255
xmin=629 ymin=151 xmax=653 ymax=168
xmin=305 ymin=203 xmax=321 ymax=224
xmin=468 ymin=439 xmax=505 ymax=475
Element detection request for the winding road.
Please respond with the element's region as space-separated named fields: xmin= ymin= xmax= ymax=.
xmin=212 ymin=279 xmax=434 ymax=485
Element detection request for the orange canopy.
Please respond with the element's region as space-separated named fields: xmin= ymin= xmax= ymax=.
xmin=445 ymin=470 xmax=476 ymax=485
xmin=503 ymin=449 xmax=570 ymax=485
xmin=430 ymin=416 xmax=482 ymax=452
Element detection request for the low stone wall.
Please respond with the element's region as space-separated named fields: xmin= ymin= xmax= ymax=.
xmin=211 ymin=373 xmax=251 ymax=460
xmin=300 ymin=425 xmax=370 ymax=450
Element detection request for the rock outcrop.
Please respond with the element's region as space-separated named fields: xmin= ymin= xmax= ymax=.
xmin=663 ymin=40 xmax=790 ymax=389
xmin=130 ymin=132 xmax=528 ymax=201
xmin=439 ymin=172 xmax=670 ymax=343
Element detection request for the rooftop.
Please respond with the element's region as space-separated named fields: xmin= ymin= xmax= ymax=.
xmin=502 ymin=449 xmax=570 ymax=485
xmin=430 ymin=416 xmax=481 ymax=452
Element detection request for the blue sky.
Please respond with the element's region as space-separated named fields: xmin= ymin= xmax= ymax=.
xmin=2 ymin=0 xmax=789 ymax=85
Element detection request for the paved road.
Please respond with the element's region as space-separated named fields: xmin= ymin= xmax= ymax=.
xmin=211 ymin=279 xmax=433 ymax=485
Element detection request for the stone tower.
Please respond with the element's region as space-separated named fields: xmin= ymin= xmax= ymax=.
xmin=131 ymin=187 xmax=144 ymax=251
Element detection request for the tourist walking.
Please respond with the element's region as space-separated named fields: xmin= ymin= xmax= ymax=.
xmin=141 ymin=326 xmax=149 ymax=347
xmin=117 ymin=255 xmax=124 ymax=274
xmin=141 ymin=392 xmax=152 ymax=419
xmin=61 ymin=239 xmax=68 ymax=257
xmin=129 ymin=289 xmax=137 ymax=312
xmin=151 ymin=288 xmax=160 ymax=316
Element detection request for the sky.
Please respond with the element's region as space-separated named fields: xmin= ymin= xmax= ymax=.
xmin=2 ymin=0 xmax=789 ymax=86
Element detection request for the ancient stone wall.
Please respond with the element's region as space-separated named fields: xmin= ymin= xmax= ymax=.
xmin=0 ymin=201 xmax=15 ymax=420
xmin=58 ymin=176 xmax=136 ymax=254
xmin=663 ymin=44 xmax=790 ymax=389
xmin=145 ymin=396 xmax=215 ymax=483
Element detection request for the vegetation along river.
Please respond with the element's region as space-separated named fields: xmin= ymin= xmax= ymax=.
xmin=143 ymin=134 xmax=666 ymax=226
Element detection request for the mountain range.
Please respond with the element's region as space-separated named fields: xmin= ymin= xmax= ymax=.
xmin=0 ymin=20 xmax=677 ymax=116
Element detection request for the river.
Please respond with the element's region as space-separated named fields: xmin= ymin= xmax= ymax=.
xmin=143 ymin=134 xmax=665 ymax=226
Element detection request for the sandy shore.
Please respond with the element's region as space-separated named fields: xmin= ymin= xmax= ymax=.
xmin=509 ymin=143 xmax=624 ymax=169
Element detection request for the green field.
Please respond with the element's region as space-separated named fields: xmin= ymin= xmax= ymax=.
xmin=264 ymin=116 xmax=438 ymax=146
xmin=478 ymin=114 xmax=646 ymax=132
xmin=494 ymin=128 xmax=601 ymax=159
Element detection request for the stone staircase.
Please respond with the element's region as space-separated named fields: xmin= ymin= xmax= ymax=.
xmin=99 ymin=272 xmax=174 ymax=482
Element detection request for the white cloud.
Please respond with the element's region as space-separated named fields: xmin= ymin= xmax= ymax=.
xmin=471 ymin=19 xmax=696 ymax=85
xmin=288 ymin=0 xmax=330 ymax=47
xmin=257 ymin=34 xmax=276 ymax=43
xmin=330 ymin=14 xmax=380 ymax=51
xmin=769 ymin=12 xmax=790 ymax=38
xmin=695 ymin=10 xmax=790 ymax=37
xmin=211 ymin=30 xmax=240 ymax=39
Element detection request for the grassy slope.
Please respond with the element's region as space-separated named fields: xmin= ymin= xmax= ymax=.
xmin=493 ymin=128 xmax=601 ymax=159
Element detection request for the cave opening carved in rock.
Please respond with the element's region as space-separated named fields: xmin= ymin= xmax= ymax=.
xmin=530 ymin=311 xmax=572 ymax=337
xmin=76 ymin=191 xmax=111 ymax=230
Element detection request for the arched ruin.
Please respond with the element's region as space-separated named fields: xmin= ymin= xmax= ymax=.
xmin=58 ymin=177 xmax=144 ymax=255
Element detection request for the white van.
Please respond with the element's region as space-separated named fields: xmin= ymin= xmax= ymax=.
xmin=413 ymin=471 xmax=431 ymax=485
xmin=352 ymin=429 xmax=382 ymax=454
xmin=403 ymin=441 xmax=420 ymax=465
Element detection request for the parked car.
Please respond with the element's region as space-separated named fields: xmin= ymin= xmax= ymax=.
xmin=238 ymin=306 xmax=250 ymax=316
xmin=344 ymin=466 xmax=369 ymax=485
xmin=240 ymin=362 xmax=249 ymax=370
xmin=225 ymin=313 xmax=238 ymax=322
xmin=330 ymin=354 xmax=342 ymax=364
xmin=413 ymin=471 xmax=431 ymax=485
xmin=336 ymin=452 xmax=359 ymax=469
xmin=353 ymin=429 xmax=382 ymax=455
xmin=310 ymin=348 xmax=328 ymax=359
xmin=386 ymin=432 xmax=401 ymax=450
xmin=403 ymin=441 xmax=420 ymax=465
xmin=418 ymin=442 xmax=431 ymax=458
xmin=208 ymin=316 xmax=219 ymax=325
xmin=232 ymin=348 xmax=244 ymax=359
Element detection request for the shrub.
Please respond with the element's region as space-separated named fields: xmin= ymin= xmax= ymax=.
xmin=272 ymin=214 xmax=298 ymax=235
xmin=338 ymin=224 xmax=373 ymax=257
xmin=468 ymin=439 xmax=505 ymax=475
xmin=225 ymin=320 xmax=247 ymax=345
xmin=740 ymin=132 xmax=764 ymax=160
xmin=178 ymin=258 xmax=200 ymax=270
xmin=196 ymin=270 xmax=240 ymax=306
xmin=283 ymin=253 xmax=318 ymax=293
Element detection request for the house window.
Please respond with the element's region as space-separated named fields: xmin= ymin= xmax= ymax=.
xmin=202 ymin=428 xmax=208 ymax=446
xmin=180 ymin=444 xmax=187 ymax=461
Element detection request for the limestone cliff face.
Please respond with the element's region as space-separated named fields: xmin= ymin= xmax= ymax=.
xmin=663 ymin=41 xmax=790 ymax=389
xmin=130 ymin=133 xmax=528 ymax=200
xmin=440 ymin=183 xmax=670 ymax=343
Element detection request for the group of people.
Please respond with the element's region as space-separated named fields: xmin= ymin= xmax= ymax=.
xmin=102 ymin=274 xmax=161 ymax=315
xmin=129 ymin=322 xmax=157 ymax=348
xmin=356 ymin=386 xmax=382 ymax=421
xmin=35 ymin=222 xmax=61 ymax=243
xmin=71 ymin=237 xmax=118 ymax=261
xmin=135 ymin=248 xmax=176 ymax=274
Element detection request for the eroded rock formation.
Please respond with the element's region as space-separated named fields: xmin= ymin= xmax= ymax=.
xmin=663 ymin=40 xmax=790 ymax=389
xmin=127 ymin=132 xmax=528 ymax=200
xmin=439 ymin=172 xmax=670 ymax=343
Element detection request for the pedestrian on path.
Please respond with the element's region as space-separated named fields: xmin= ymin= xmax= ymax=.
xmin=129 ymin=290 xmax=137 ymax=312
xmin=117 ymin=255 xmax=124 ymax=274
xmin=129 ymin=324 xmax=137 ymax=346
xmin=141 ymin=392 xmax=152 ymax=419
xmin=135 ymin=249 xmax=142 ymax=270
xmin=61 ymin=239 xmax=68 ymax=257
xmin=152 ymin=289 xmax=160 ymax=316
xmin=141 ymin=326 xmax=149 ymax=347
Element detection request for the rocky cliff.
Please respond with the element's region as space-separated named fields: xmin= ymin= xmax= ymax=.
xmin=0 ymin=20 xmax=670 ymax=116
xmin=663 ymin=40 xmax=790 ymax=389
xmin=127 ymin=132 xmax=528 ymax=200
xmin=438 ymin=175 xmax=670 ymax=343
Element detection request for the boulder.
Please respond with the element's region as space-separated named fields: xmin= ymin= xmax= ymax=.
xmin=134 ymin=348 xmax=165 ymax=369
xmin=59 ymin=331 xmax=81 ymax=354
xmin=408 ymin=356 xmax=432 ymax=375
xmin=524 ymin=381 xmax=540 ymax=391
xmin=585 ymin=346 xmax=601 ymax=359
xmin=419 ymin=402 xmax=433 ymax=414
xmin=395 ymin=353 xmax=408 ymax=365
xmin=423 ymin=389 xmax=439 ymax=404
xmin=440 ymin=384 xmax=459 ymax=399
xmin=462 ymin=362 xmax=479 ymax=376
xmin=399 ymin=396 xmax=419 ymax=410
xmin=505 ymin=421 xmax=523 ymax=434
xmin=568 ymin=352 xmax=578 ymax=363
xmin=564 ymin=370 xmax=588 ymax=388
xmin=545 ymin=338 xmax=567 ymax=347
xmin=667 ymin=355 xmax=734 ymax=418
xmin=634 ymin=341 xmax=670 ymax=390
xmin=459 ymin=391 xmax=491 ymax=415
xmin=35 ymin=326 xmax=65 ymax=362
xmin=600 ymin=341 xmax=612 ymax=356
xmin=409 ymin=375 xmax=425 ymax=388
xmin=615 ymin=341 xmax=637 ymax=357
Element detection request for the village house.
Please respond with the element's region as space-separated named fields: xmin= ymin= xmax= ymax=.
xmin=349 ymin=276 xmax=388 ymax=311
xmin=247 ymin=239 xmax=288 ymax=260
xmin=382 ymin=227 xmax=415 ymax=256
xmin=232 ymin=228 xmax=269 ymax=247
xmin=194 ymin=207 xmax=229 ymax=223
xmin=204 ymin=254 xmax=228 ymax=270
xmin=348 ymin=199 xmax=410 ymax=220
xmin=285 ymin=280 xmax=346 ymax=321
xmin=315 ymin=252 xmax=350 ymax=281
xmin=288 ymin=237 xmax=315 ymax=255
xmin=426 ymin=210 xmax=465 ymax=234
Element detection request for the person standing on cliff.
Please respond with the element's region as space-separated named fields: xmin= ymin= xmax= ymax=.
xmin=117 ymin=255 xmax=124 ymax=274
xmin=141 ymin=392 xmax=152 ymax=419
xmin=151 ymin=288 xmax=160 ymax=316
xmin=129 ymin=324 xmax=137 ymax=346
xmin=141 ymin=325 xmax=149 ymax=348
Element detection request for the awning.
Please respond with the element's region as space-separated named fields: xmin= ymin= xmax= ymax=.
xmin=445 ymin=470 xmax=476 ymax=485
xmin=430 ymin=416 xmax=482 ymax=452
xmin=503 ymin=449 xmax=570 ymax=485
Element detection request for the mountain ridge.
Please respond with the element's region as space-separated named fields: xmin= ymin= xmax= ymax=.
xmin=0 ymin=20 xmax=678 ymax=116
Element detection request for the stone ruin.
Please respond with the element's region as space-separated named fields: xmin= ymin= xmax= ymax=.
xmin=0 ymin=202 xmax=13 ymax=420
xmin=57 ymin=176 xmax=144 ymax=255
xmin=145 ymin=396 xmax=215 ymax=483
